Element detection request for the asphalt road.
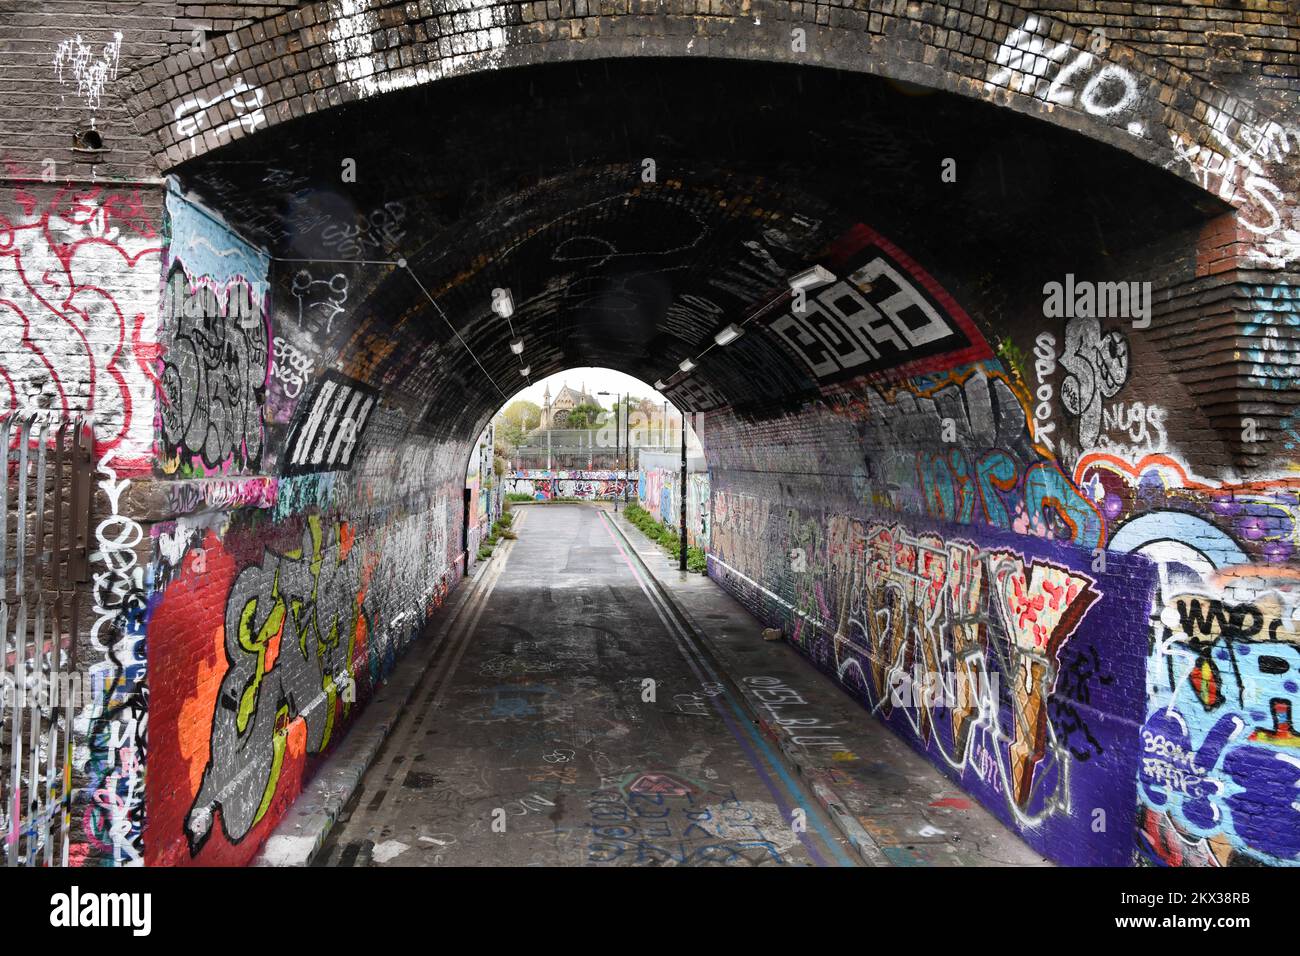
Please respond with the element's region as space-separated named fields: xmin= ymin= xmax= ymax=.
xmin=316 ymin=503 xmax=857 ymax=867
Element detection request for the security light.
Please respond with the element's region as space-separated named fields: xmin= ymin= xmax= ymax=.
xmin=788 ymin=265 xmax=835 ymax=291
xmin=713 ymin=323 xmax=744 ymax=346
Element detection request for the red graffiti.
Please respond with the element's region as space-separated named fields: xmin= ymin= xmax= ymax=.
xmin=0 ymin=176 xmax=162 ymax=473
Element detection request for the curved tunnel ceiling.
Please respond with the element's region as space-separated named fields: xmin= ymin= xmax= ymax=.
xmin=171 ymin=57 xmax=1224 ymax=448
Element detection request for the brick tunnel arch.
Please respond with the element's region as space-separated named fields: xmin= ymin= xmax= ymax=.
xmin=127 ymin=19 xmax=1300 ymax=869
xmin=130 ymin=0 xmax=1262 ymax=199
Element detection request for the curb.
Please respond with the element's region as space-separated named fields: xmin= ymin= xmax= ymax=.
xmin=603 ymin=511 xmax=891 ymax=867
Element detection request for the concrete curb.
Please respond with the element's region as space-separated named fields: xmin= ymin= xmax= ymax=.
xmin=603 ymin=511 xmax=892 ymax=867
xmin=251 ymin=555 xmax=488 ymax=867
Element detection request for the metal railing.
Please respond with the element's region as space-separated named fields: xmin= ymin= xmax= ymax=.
xmin=0 ymin=415 xmax=94 ymax=866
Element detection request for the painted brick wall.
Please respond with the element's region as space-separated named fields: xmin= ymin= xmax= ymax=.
xmin=139 ymin=186 xmax=469 ymax=866
xmin=506 ymin=469 xmax=633 ymax=500
xmin=698 ymin=221 xmax=1300 ymax=866
xmin=3 ymin=0 xmax=1299 ymax=870
xmin=637 ymin=452 xmax=710 ymax=549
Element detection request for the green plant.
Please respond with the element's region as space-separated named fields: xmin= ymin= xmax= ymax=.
xmin=506 ymin=492 xmax=534 ymax=503
xmin=995 ymin=336 xmax=1029 ymax=386
xmin=497 ymin=511 xmax=513 ymax=527
xmin=623 ymin=502 xmax=705 ymax=572
xmin=477 ymin=545 xmax=493 ymax=560
xmin=500 ymin=529 xmax=517 ymax=540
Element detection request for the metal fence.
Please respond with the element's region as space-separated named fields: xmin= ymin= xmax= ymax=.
xmin=511 ymin=430 xmax=685 ymax=471
xmin=0 ymin=415 xmax=94 ymax=866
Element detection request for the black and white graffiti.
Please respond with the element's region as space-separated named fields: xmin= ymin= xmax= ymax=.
xmin=290 ymin=269 xmax=349 ymax=337
xmin=159 ymin=266 xmax=269 ymax=473
xmin=1060 ymin=317 xmax=1130 ymax=447
xmin=282 ymin=370 xmax=378 ymax=476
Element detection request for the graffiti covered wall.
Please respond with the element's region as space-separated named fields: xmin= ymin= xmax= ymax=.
xmin=0 ymin=176 xmax=165 ymax=866
xmin=507 ymin=469 xmax=631 ymax=502
xmin=697 ymin=218 xmax=1300 ymax=867
xmin=141 ymin=191 xmax=468 ymax=866
xmin=637 ymin=453 xmax=710 ymax=549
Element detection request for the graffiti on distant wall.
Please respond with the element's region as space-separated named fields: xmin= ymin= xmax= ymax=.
xmin=508 ymin=469 xmax=631 ymax=501
xmin=160 ymin=187 xmax=270 ymax=476
xmin=638 ymin=467 xmax=709 ymax=548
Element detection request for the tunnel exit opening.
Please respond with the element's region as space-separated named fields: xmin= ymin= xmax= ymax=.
xmin=466 ymin=367 xmax=709 ymax=572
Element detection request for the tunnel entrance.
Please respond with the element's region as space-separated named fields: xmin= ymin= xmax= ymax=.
xmin=123 ymin=43 xmax=1299 ymax=874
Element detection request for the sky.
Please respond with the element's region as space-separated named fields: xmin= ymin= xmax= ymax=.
xmin=500 ymin=367 xmax=667 ymax=410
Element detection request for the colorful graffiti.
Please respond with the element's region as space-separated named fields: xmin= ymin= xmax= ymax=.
xmin=638 ymin=466 xmax=710 ymax=549
xmin=1075 ymin=452 xmax=1300 ymax=865
xmin=146 ymin=490 xmax=453 ymax=865
xmin=0 ymin=180 xmax=164 ymax=865
xmin=159 ymin=186 xmax=270 ymax=476
xmin=710 ymin=507 xmax=1155 ymax=864
xmin=0 ymin=181 xmax=162 ymax=474
xmin=75 ymin=451 xmax=150 ymax=866
xmin=712 ymin=509 xmax=1159 ymax=868
xmin=507 ymin=469 xmax=631 ymax=501
xmin=1242 ymin=282 xmax=1299 ymax=392
xmin=856 ymin=363 xmax=1106 ymax=548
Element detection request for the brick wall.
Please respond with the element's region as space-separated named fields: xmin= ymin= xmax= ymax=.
xmin=694 ymin=217 xmax=1300 ymax=866
xmin=3 ymin=0 xmax=1299 ymax=868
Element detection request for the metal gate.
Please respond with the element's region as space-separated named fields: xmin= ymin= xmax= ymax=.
xmin=0 ymin=415 xmax=94 ymax=866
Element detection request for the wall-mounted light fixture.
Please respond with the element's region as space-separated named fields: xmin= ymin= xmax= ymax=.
xmin=509 ymin=337 xmax=524 ymax=355
xmin=788 ymin=264 xmax=835 ymax=292
xmin=713 ymin=323 xmax=744 ymax=346
xmin=519 ymin=365 xmax=531 ymax=376
xmin=678 ymin=358 xmax=697 ymax=373
xmin=654 ymin=380 xmax=666 ymax=390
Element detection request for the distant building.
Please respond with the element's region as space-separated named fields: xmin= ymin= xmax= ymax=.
xmin=539 ymin=382 xmax=600 ymax=429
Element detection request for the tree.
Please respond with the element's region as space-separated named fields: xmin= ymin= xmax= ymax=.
xmin=565 ymin=403 xmax=605 ymax=431
xmin=495 ymin=399 xmax=541 ymax=454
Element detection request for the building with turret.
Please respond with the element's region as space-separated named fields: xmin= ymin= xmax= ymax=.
xmin=539 ymin=382 xmax=600 ymax=429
